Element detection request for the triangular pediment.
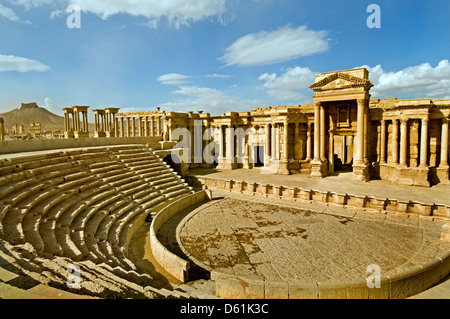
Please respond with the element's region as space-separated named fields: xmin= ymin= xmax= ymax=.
xmin=309 ymin=72 xmax=373 ymax=91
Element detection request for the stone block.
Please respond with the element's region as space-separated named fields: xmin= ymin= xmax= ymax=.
xmin=317 ymin=281 xmax=347 ymax=299
xmin=264 ymin=280 xmax=289 ymax=299
xmin=298 ymin=189 xmax=311 ymax=201
xmin=214 ymin=274 xmax=264 ymax=299
xmin=388 ymin=266 xmax=424 ymax=299
xmin=288 ymin=282 xmax=318 ymax=299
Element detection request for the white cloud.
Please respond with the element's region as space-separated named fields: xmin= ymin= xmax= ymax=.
xmin=0 ymin=54 xmax=50 ymax=72
xmin=67 ymin=0 xmax=225 ymax=29
xmin=6 ymin=0 xmax=55 ymax=9
xmin=361 ymin=60 xmax=450 ymax=99
xmin=258 ymin=66 xmax=316 ymax=103
xmin=221 ymin=25 xmax=329 ymax=67
xmin=204 ymin=73 xmax=233 ymax=79
xmin=8 ymin=0 xmax=226 ymax=28
xmin=258 ymin=66 xmax=316 ymax=90
xmin=0 ymin=4 xmax=20 ymax=21
xmin=160 ymin=85 xmax=261 ymax=115
xmin=157 ymin=73 xmax=191 ymax=85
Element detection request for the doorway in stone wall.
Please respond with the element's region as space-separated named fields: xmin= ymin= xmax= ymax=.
xmin=254 ymin=146 xmax=265 ymax=167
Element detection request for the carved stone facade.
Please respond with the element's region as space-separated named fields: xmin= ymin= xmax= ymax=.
xmin=63 ymin=68 xmax=450 ymax=187
xmin=158 ymin=68 xmax=450 ymax=187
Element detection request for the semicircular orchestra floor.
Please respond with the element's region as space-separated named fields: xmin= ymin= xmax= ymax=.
xmin=173 ymin=192 xmax=449 ymax=284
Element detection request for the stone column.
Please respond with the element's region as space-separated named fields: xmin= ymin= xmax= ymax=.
xmin=114 ymin=117 xmax=119 ymax=137
xmin=120 ymin=118 xmax=125 ymax=137
xmin=156 ymin=116 xmax=161 ymax=136
xmin=63 ymin=108 xmax=74 ymax=138
xmin=313 ymin=103 xmax=321 ymax=161
xmin=283 ymin=121 xmax=289 ymax=161
xmin=131 ymin=117 xmax=136 ymax=137
xmin=294 ymin=122 xmax=300 ymax=160
xmin=271 ymin=124 xmax=278 ymax=161
xmin=437 ymin=117 xmax=450 ymax=183
xmin=218 ymin=125 xmax=225 ymax=163
xmin=144 ymin=117 xmax=148 ymax=137
xmin=306 ymin=122 xmax=312 ymax=161
xmin=399 ymin=118 xmax=408 ymax=167
xmin=363 ymin=104 xmax=369 ymax=164
xmin=277 ymin=121 xmax=290 ymax=175
xmin=352 ymin=99 xmax=370 ymax=182
xmin=392 ymin=119 xmax=399 ymax=164
xmin=419 ymin=118 xmax=429 ymax=167
xmin=354 ymin=99 xmax=365 ymax=164
xmin=94 ymin=111 xmax=99 ymax=134
xmin=150 ymin=116 xmax=155 ymax=136
xmin=380 ymin=120 xmax=386 ymax=164
xmin=126 ymin=117 xmax=131 ymax=137
xmin=265 ymin=124 xmax=271 ymax=164
xmin=0 ymin=118 xmax=4 ymax=141
xmin=329 ymin=132 xmax=335 ymax=174
xmin=320 ymin=105 xmax=326 ymax=161
xmin=440 ymin=118 xmax=449 ymax=167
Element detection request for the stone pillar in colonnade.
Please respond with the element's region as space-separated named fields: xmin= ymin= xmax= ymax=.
xmin=72 ymin=105 xmax=90 ymax=138
xmin=63 ymin=107 xmax=74 ymax=138
xmin=352 ymin=99 xmax=370 ymax=182
xmin=0 ymin=118 xmax=4 ymax=141
xmin=437 ymin=117 xmax=450 ymax=183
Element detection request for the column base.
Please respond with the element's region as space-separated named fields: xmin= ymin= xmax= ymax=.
xmin=241 ymin=156 xmax=253 ymax=169
xmin=352 ymin=162 xmax=370 ymax=182
xmin=379 ymin=163 xmax=430 ymax=187
xmin=94 ymin=132 xmax=106 ymax=138
xmin=310 ymin=159 xmax=328 ymax=178
xmin=277 ymin=160 xmax=290 ymax=175
xmin=437 ymin=165 xmax=450 ymax=184
xmin=64 ymin=132 xmax=74 ymax=139
xmin=217 ymin=158 xmax=238 ymax=170
xmin=74 ymin=131 xmax=89 ymax=138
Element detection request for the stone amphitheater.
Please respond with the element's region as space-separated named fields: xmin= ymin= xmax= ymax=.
xmin=0 ymin=141 xmax=449 ymax=299
xmin=0 ymin=144 xmax=220 ymax=299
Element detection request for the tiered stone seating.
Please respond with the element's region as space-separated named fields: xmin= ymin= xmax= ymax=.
xmin=0 ymin=145 xmax=198 ymax=298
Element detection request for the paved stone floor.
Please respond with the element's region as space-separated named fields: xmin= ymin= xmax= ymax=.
xmin=185 ymin=167 xmax=450 ymax=298
xmin=175 ymin=191 xmax=448 ymax=285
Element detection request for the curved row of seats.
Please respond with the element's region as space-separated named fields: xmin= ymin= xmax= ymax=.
xmin=0 ymin=145 xmax=197 ymax=298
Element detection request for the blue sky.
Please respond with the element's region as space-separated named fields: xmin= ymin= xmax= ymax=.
xmin=0 ymin=0 xmax=449 ymax=117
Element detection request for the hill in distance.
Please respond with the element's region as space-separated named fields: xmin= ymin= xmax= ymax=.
xmin=0 ymin=102 xmax=64 ymax=132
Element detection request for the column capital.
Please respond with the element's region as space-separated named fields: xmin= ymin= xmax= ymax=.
xmin=421 ymin=117 xmax=430 ymax=125
xmin=442 ymin=117 xmax=449 ymax=124
xmin=356 ymin=99 xmax=367 ymax=106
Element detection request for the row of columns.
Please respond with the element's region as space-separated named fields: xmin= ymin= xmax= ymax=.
xmin=93 ymin=108 xmax=120 ymax=137
xmin=116 ymin=115 xmax=163 ymax=138
xmin=63 ymin=106 xmax=90 ymax=138
xmin=379 ymin=117 xmax=449 ymax=168
xmin=216 ymin=121 xmax=315 ymax=170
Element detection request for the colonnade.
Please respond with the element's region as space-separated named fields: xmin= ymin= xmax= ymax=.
xmin=379 ymin=116 xmax=449 ymax=169
xmin=115 ymin=114 xmax=163 ymax=138
xmin=63 ymin=106 xmax=90 ymax=138
xmin=93 ymin=108 xmax=120 ymax=137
